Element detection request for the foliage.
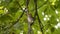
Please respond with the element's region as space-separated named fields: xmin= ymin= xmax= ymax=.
xmin=0 ymin=0 xmax=60 ymax=34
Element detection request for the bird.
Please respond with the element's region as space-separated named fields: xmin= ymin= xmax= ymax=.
xmin=23 ymin=7 xmax=34 ymax=24
xmin=27 ymin=13 xmax=34 ymax=24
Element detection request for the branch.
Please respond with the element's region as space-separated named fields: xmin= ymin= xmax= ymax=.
xmin=26 ymin=0 xmax=30 ymax=8
xmin=34 ymin=0 xmax=44 ymax=34
xmin=25 ymin=0 xmax=32 ymax=34
xmin=37 ymin=14 xmax=44 ymax=34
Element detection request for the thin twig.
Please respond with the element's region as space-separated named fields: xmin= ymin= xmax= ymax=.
xmin=25 ymin=0 xmax=32 ymax=34
xmin=5 ymin=1 xmax=25 ymax=30
xmin=31 ymin=1 xmax=47 ymax=11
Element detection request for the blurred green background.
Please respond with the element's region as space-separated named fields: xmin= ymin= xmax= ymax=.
xmin=0 ymin=0 xmax=60 ymax=34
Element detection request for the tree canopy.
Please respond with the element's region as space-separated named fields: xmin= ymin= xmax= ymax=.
xmin=0 ymin=0 xmax=60 ymax=34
